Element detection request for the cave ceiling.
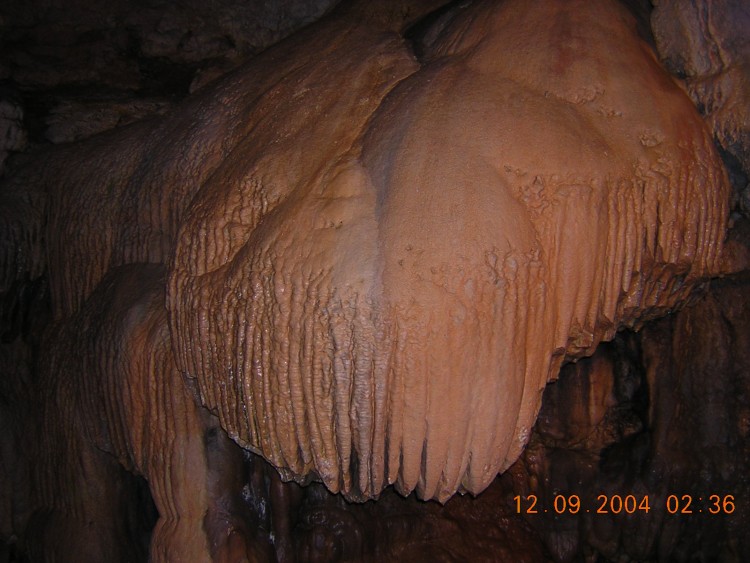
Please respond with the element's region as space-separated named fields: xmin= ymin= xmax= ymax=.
xmin=0 ymin=0 xmax=749 ymax=561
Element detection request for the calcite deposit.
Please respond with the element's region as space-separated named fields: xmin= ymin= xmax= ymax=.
xmin=0 ymin=0 xmax=746 ymax=561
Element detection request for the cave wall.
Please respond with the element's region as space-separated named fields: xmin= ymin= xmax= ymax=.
xmin=0 ymin=0 xmax=340 ymax=149
xmin=1 ymin=0 xmax=749 ymax=561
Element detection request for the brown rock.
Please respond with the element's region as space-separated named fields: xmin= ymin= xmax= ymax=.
xmin=652 ymin=0 xmax=750 ymax=214
xmin=44 ymin=97 xmax=171 ymax=144
xmin=169 ymin=0 xmax=729 ymax=502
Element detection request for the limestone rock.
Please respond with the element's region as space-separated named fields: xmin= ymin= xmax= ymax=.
xmin=652 ymin=0 xmax=750 ymax=215
xmin=44 ymin=97 xmax=171 ymax=144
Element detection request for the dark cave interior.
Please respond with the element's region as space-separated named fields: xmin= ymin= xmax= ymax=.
xmin=1 ymin=0 xmax=749 ymax=561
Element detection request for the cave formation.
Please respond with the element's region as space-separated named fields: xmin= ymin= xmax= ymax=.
xmin=1 ymin=0 xmax=749 ymax=561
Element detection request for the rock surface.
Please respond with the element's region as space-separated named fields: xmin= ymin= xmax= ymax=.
xmin=0 ymin=0 xmax=339 ymax=146
xmin=652 ymin=0 xmax=750 ymax=216
xmin=166 ymin=0 xmax=728 ymax=503
xmin=0 ymin=0 xmax=747 ymax=561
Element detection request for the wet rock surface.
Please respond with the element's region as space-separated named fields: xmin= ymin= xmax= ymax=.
xmin=193 ymin=275 xmax=747 ymax=562
xmin=0 ymin=0 xmax=748 ymax=561
xmin=512 ymin=275 xmax=750 ymax=561
xmin=652 ymin=0 xmax=750 ymax=217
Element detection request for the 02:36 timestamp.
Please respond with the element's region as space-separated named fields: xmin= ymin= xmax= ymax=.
xmin=514 ymin=494 xmax=736 ymax=515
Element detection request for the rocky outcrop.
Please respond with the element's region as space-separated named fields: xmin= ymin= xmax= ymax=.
xmin=652 ymin=0 xmax=750 ymax=217
xmin=0 ymin=0 xmax=339 ymax=147
xmin=0 ymin=0 xmax=747 ymax=561
xmin=169 ymin=0 xmax=728 ymax=504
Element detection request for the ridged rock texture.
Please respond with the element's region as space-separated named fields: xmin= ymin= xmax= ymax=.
xmin=503 ymin=273 xmax=750 ymax=561
xmin=652 ymin=0 xmax=750 ymax=216
xmin=168 ymin=0 xmax=729 ymax=502
xmin=28 ymin=264 xmax=276 ymax=562
xmin=0 ymin=0 xmax=744 ymax=560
